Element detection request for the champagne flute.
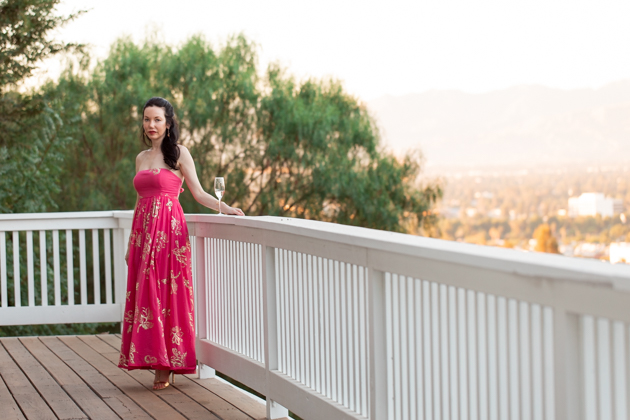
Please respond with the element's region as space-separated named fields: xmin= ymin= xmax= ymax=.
xmin=214 ymin=177 xmax=226 ymax=215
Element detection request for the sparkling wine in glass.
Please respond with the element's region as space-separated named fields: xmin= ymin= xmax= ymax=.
xmin=214 ymin=177 xmax=226 ymax=215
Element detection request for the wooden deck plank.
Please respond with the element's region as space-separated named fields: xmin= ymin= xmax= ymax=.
xmin=92 ymin=334 xmax=256 ymax=420
xmin=0 ymin=340 xmax=57 ymax=420
xmin=2 ymin=337 xmax=88 ymax=420
xmin=19 ymin=337 xmax=120 ymax=420
xmin=40 ymin=336 xmax=152 ymax=419
xmin=0 ymin=373 xmax=26 ymax=420
xmin=187 ymin=376 xmax=268 ymax=420
xmin=102 ymin=334 xmax=266 ymax=420
xmin=59 ymin=335 xmax=199 ymax=420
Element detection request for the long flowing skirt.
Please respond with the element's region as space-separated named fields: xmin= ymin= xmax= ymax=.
xmin=118 ymin=193 xmax=196 ymax=374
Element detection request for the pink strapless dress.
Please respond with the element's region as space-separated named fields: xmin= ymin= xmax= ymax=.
xmin=118 ymin=168 xmax=196 ymax=374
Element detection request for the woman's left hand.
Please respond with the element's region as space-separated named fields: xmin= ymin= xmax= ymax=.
xmin=226 ymin=206 xmax=245 ymax=216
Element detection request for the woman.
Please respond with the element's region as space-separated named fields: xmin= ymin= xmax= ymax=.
xmin=118 ymin=97 xmax=244 ymax=390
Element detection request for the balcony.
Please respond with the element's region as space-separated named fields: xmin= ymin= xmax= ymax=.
xmin=1 ymin=211 xmax=630 ymax=420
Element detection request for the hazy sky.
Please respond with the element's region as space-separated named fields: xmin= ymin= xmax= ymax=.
xmin=43 ymin=0 xmax=630 ymax=100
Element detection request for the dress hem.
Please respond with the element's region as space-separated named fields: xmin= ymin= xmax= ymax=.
xmin=118 ymin=364 xmax=197 ymax=375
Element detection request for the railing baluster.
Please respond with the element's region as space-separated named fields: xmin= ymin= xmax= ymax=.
xmin=359 ymin=267 xmax=368 ymax=417
xmin=478 ymin=293 xmax=488 ymax=420
xmin=79 ymin=229 xmax=87 ymax=305
xmin=598 ymin=318 xmax=612 ymax=420
xmin=520 ymin=301 xmax=531 ymax=420
xmin=612 ymin=321 xmax=627 ymax=420
xmin=432 ymin=282 xmax=442 ymax=420
xmin=104 ymin=229 xmax=112 ymax=304
xmin=66 ymin=230 xmax=74 ymax=306
xmin=449 ymin=286 xmax=458 ymax=420
xmin=53 ymin=230 xmax=60 ymax=306
xmin=328 ymin=257 xmax=334 ymax=400
xmin=92 ymin=229 xmax=100 ymax=305
xmin=440 ymin=284 xmax=450 ymax=420
xmin=406 ymin=276 xmax=415 ymax=420
xmin=423 ymin=280 xmax=433 ymax=420
xmin=244 ymin=242 xmax=251 ymax=359
xmin=488 ymin=294 xmax=498 ymax=420
xmin=352 ymin=264 xmax=360 ymax=413
xmin=298 ymin=252 xmax=305 ymax=385
xmin=26 ymin=231 xmax=34 ymax=306
xmin=458 ymin=288 xmax=468 ymax=420
xmin=508 ymin=299 xmax=519 ymax=420
xmin=396 ymin=274 xmax=406 ymax=420
xmin=497 ymin=297 xmax=510 ymax=419
xmin=368 ymin=267 xmax=387 ymax=420
xmin=13 ymin=231 xmax=20 ymax=307
xmin=0 ymin=231 xmax=6 ymax=307
xmin=39 ymin=230 xmax=47 ymax=307
xmin=344 ymin=262 xmax=350 ymax=407
xmin=532 ymin=304 xmax=544 ymax=420
xmin=467 ymin=290 xmax=477 ymax=420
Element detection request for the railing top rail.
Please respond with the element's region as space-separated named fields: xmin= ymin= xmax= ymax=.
xmin=0 ymin=210 xmax=133 ymax=231
xmin=2 ymin=211 xmax=629 ymax=290
xmin=187 ymin=214 xmax=630 ymax=290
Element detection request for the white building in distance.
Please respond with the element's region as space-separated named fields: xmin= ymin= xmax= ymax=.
xmin=568 ymin=193 xmax=623 ymax=218
xmin=610 ymin=242 xmax=630 ymax=264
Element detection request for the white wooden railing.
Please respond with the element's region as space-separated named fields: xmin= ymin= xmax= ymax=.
xmin=2 ymin=211 xmax=630 ymax=420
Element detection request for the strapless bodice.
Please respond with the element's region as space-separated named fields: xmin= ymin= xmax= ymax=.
xmin=133 ymin=168 xmax=184 ymax=198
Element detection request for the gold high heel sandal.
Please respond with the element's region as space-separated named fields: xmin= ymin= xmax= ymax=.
xmin=153 ymin=370 xmax=174 ymax=391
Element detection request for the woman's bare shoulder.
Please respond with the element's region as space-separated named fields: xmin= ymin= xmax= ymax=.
xmin=136 ymin=149 xmax=150 ymax=161
xmin=177 ymin=144 xmax=192 ymax=159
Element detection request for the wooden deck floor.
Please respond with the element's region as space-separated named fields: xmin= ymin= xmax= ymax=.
xmin=0 ymin=334 xmax=270 ymax=420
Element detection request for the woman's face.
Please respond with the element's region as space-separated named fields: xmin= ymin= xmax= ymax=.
xmin=143 ymin=106 xmax=168 ymax=142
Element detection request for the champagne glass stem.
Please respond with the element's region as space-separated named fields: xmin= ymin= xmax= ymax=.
xmin=218 ymin=198 xmax=222 ymax=215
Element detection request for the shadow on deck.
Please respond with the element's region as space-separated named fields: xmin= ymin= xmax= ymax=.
xmin=0 ymin=334 xmax=274 ymax=420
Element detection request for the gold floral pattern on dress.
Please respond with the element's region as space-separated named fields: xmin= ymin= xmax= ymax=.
xmin=155 ymin=231 xmax=168 ymax=252
xmin=124 ymin=310 xmax=134 ymax=333
xmin=162 ymin=308 xmax=171 ymax=317
xmin=172 ymin=240 xmax=189 ymax=265
xmin=171 ymin=327 xmax=183 ymax=345
xmin=126 ymin=291 xmax=131 ymax=301
xmin=171 ymin=216 xmax=182 ymax=236
xmin=144 ymin=355 xmax=157 ymax=364
xmin=170 ymin=348 xmax=186 ymax=367
xmin=171 ymin=280 xmax=178 ymax=295
xmin=151 ymin=168 xmax=161 ymax=175
xmin=137 ymin=307 xmax=154 ymax=332
xmin=166 ymin=199 xmax=173 ymax=211
xmin=142 ymin=233 xmax=152 ymax=258
xmin=129 ymin=230 xmax=142 ymax=248
xmin=129 ymin=343 xmax=137 ymax=364
xmin=151 ymin=198 xmax=161 ymax=218
xmin=119 ymin=353 xmax=128 ymax=367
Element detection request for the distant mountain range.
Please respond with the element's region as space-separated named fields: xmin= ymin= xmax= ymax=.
xmin=367 ymin=81 xmax=630 ymax=168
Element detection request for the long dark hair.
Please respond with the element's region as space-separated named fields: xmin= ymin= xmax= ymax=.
xmin=141 ymin=97 xmax=180 ymax=170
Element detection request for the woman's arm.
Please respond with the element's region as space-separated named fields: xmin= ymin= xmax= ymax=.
xmin=178 ymin=146 xmax=245 ymax=216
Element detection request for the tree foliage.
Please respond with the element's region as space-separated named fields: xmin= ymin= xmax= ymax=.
xmin=46 ymin=34 xmax=441 ymax=232
xmin=533 ymin=223 xmax=560 ymax=254
xmin=0 ymin=0 xmax=82 ymax=213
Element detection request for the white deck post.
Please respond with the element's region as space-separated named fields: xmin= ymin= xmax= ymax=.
xmin=368 ymin=267 xmax=388 ymax=420
xmin=263 ymin=245 xmax=289 ymax=419
xmin=554 ymin=307 xmax=584 ymax=420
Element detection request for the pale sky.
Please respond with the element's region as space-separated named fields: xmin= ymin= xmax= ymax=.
xmin=39 ymin=0 xmax=630 ymax=100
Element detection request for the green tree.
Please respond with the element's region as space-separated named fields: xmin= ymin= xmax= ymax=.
xmin=0 ymin=0 xmax=83 ymax=213
xmin=47 ymin=34 xmax=441 ymax=232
